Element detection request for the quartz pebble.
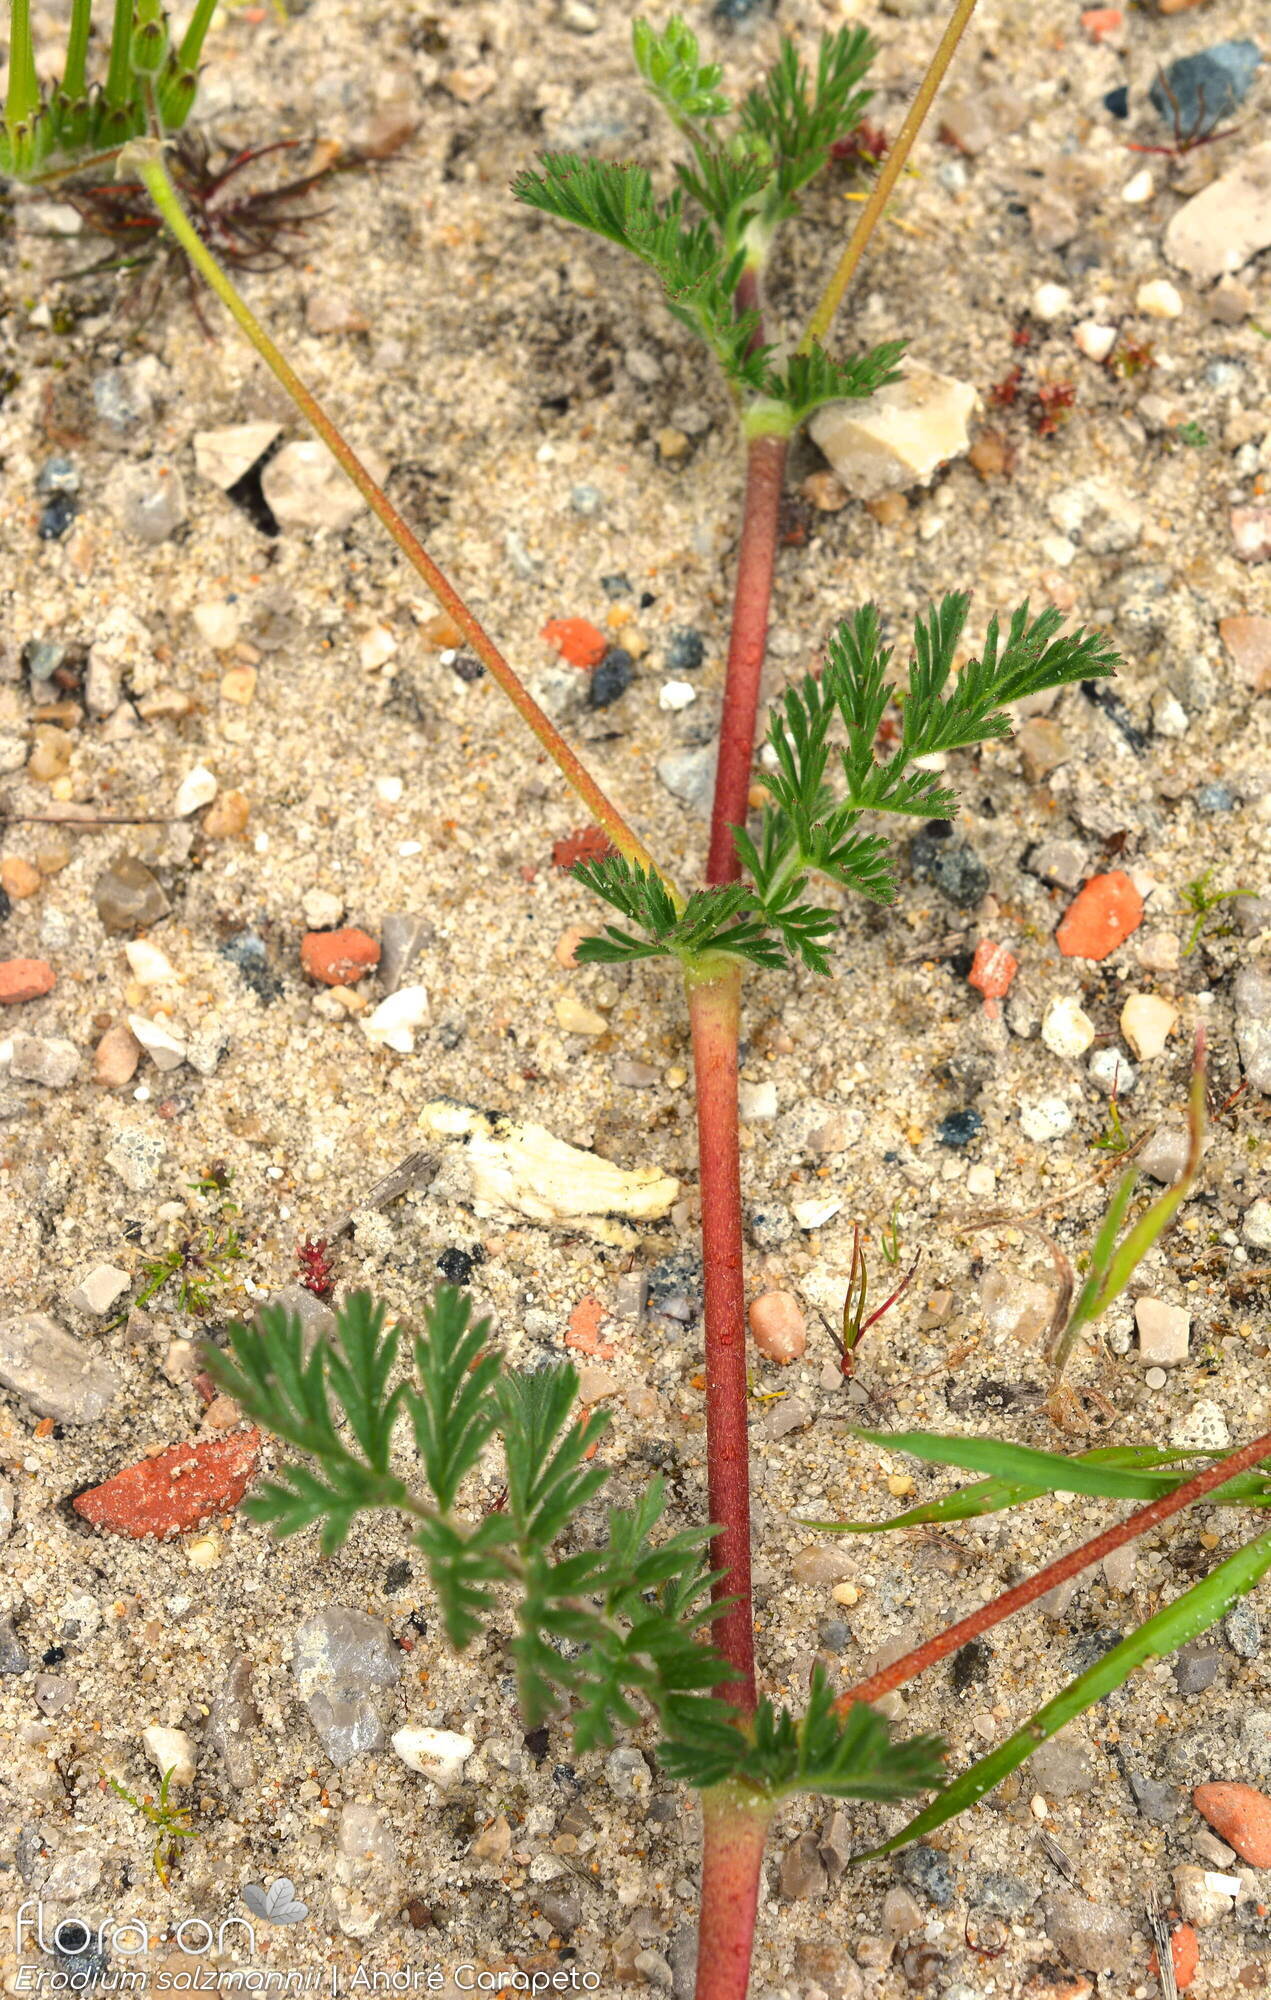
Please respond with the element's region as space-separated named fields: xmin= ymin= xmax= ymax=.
xmin=94 ymin=856 xmax=170 ymax=935
xmin=1232 ymin=509 xmax=1271 ymax=564
xmin=142 ymin=1725 xmax=196 ymax=1787
xmin=1220 ymin=616 xmax=1271 ymax=693
xmin=748 ymin=1292 xmax=806 ymax=1363
xmin=1120 ymin=993 xmax=1178 ymax=1060
xmin=1032 ymin=282 xmax=1072 ymax=321
xmin=1242 ymin=1199 xmax=1271 ymax=1250
xmin=0 ymin=1312 xmax=121 ymax=1422
xmin=1166 ymin=141 xmax=1271 ymax=283
xmin=192 ymin=422 xmax=281 ymax=490
xmin=555 ymin=992 xmax=606 ymax=1036
xmin=66 ymin=1265 xmax=129 ymax=1316
xmin=1042 ymin=996 xmax=1095 ymax=1058
xmin=391 ymin=1726 xmax=473 ymax=1785
xmin=361 ymin=985 xmax=429 ymax=1053
xmin=1233 ymin=966 xmax=1271 ymax=1092
xmin=291 ymin=1607 xmax=401 ymax=1767
xmin=208 ymin=1654 xmax=257 ymax=1788
xmin=105 ymin=460 xmax=187 ymax=543
xmin=128 ymin=1013 xmax=187 ymax=1072
xmin=378 ymin=914 xmax=432 ymax=992
xmin=1088 ymin=1046 xmax=1136 ymax=1096
xmin=1020 ymin=1096 xmax=1073 ymax=1141
xmin=1135 ymin=1298 xmax=1189 ymax=1366
xmin=809 ymin=363 xmax=976 ymax=500
xmin=124 ymin=939 xmax=175 ymax=985
xmin=261 ymin=441 xmax=387 ymax=532
xmin=174 ymin=764 xmax=218 ymax=816
xmin=1172 ymin=1864 xmax=1237 ymax=1928
xmin=94 ymin=1022 xmax=142 ymax=1087
xmin=1136 ymin=278 xmax=1183 ymax=319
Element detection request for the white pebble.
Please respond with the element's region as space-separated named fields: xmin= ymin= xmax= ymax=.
xmin=124 ymin=939 xmax=177 ymax=985
xmin=1032 ymin=282 xmax=1073 ymax=322
xmin=1088 ymin=1046 xmax=1137 ymax=1096
xmin=391 ymin=1725 xmax=473 ymax=1786
xmin=127 ymin=1013 xmax=188 ymax=1071
xmin=302 ymin=889 xmax=344 ymax=930
xmin=375 ymin=775 xmax=404 ymax=804
xmin=1121 ymin=169 xmax=1154 ymax=205
xmin=1135 ymin=1296 xmax=1190 ymax=1367
xmin=361 ymin=985 xmax=429 ymax=1054
xmin=1145 ymin=1367 xmax=1167 ymax=1390
xmin=1120 ymin=992 xmax=1178 ymax=1060
xmin=659 ymin=680 xmax=697 ymax=711
xmin=1243 ymin=1198 xmax=1271 ymax=1250
xmin=1074 ymin=320 xmax=1118 ymax=364
xmin=738 ymin=1080 xmax=778 ymax=1121
xmin=358 ymin=625 xmax=397 ymax=673
xmin=1136 ymin=278 xmax=1183 ymax=320
xmin=1020 ymin=1097 xmax=1073 ymax=1141
xmin=142 ymin=1724 xmax=196 ymax=1787
xmin=174 ymin=764 xmax=218 ymax=816
xmin=792 ymin=1194 xmax=843 ymax=1230
xmin=1041 ymin=995 xmax=1095 ymax=1059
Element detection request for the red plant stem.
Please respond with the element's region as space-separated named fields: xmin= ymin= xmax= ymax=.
xmin=688 ymin=965 xmax=756 ymax=1713
xmin=694 ymin=1784 xmax=775 ymax=2000
xmin=834 ymin=1426 xmax=1271 ymax=1716
xmin=706 ymin=431 xmax=788 ymax=886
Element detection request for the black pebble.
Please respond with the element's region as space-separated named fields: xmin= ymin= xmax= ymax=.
xmin=37 ymin=494 xmax=78 ymax=540
xmin=383 ymin=1560 xmax=412 ymax=1594
xmin=938 ymin=1109 xmax=983 ymax=1149
xmin=666 ymin=628 xmax=705 ymax=672
xmin=437 ymin=1246 xmax=477 ymax=1284
xmin=950 ymin=1639 xmax=991 ymax=1690
xmin=589 ymin=648 xmax=635 ymax=708
xmin=1103 ymin=85 xmax=1129 ymax=119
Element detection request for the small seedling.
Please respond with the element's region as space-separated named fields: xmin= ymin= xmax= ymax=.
xmin=122 ymin=1170 xmax=245 ymax=1320
xmin=1181 ymin=867 xmax=1253 ymax=955
xmin=1091 ymin=1080 xmax=1132 ymax=1155
xmin=878 ymin=1200 xmax=903 ymax=1267
xmin=1172 ymin=419 xmax=1209 ymax=448
xmin=105 ymin=1767 xmax=197 ymax=1888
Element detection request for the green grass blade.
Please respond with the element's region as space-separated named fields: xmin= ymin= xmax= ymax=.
xmin=61 ymin=0 xmax=94 ymax=102
xmin=5 ymin=0 xmax=41 ymax=132
xmin=103 ymin=0 xmax=136 ymax=109
xmin=852 ymin=1429 xmax=1184 ymax=1502
xmin=858 ymin=1528 xmax=1271 ymax=1858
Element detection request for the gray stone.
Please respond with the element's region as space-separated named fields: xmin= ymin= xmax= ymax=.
xmin=105 ymin=459 xmax=187 ymax=543
xmin=1127 ymin=1770 xmax=1181 ymax=1821
xmin=34 ymin=1674 xmax=74 ymax=1714
xmin=1029 ymin=1730 xmax=1096 ymax=1798
xmin=1042 ymin=1892 xmax=1135 ymax=1975
xmin=896 ymin=1843 xmax=955 ymax=1908
xmin=105 ymin=1129 xmax=167 ymax=1193
xmin=764 ymin=1396 xmax=812 ymax=1440
xmin=0 ymin=1478 xmax=13 ymax=1544
xmin=1173 ymin=1641 xmax=1220 ymax=1694
xmin=0 ymin=1610 xmax=30 ymax=1672
xmin=292 ymin=1608 xmax=399 ymax=1768
xmin=1242 ymin=1199 xmax=1271 ymax=1250
xmin=1047 ymin=479 xmax=1143 ymax=556
xmin=1170 ymin=1400 xmax=1230 ymax=1451
xmin=1239 ymin=1709 xmax=1271 ymax=1774
xmin=976 ymin=1872 xmax=1036 ymax=1916
xmin=1150 ymin=42 xmax=1260 ymax=134
xmin=1234 ymin=965 xmax=1271 ymax=1093
xmin=1138 ymin=1123 xmax=1190 ymax=1185
xmin=779 ymin=1831 xmax=828 ymax=1900
xmin=604 ymin=1746 xmax=650 ymax=1798
xmin=819 ymin=1808 xmax=852 ymax=1878
xmin=540 ymin=1890 xmax=582 ymax=1936
xmin=94 ymin=855 xmax=170 ymax=934
xmin=66 ymin=1264 xmax=129 ymax=1316
xmin=379 ymin=913 xmax=434 ymax=993
xmin=9 ymin=1034 xmax=79 ymax=1089
xmin=260 ymin=1286 xmax=338 ymax=1346
xmin=1224 ymin=1601 xmax=1261 ymax=1659
xmin=656 ymin=743 xmax=717 ymax=813
xmin=92 ymin=365 xmax=154 ymax=438
xmin=331 ymin=1802 xmax=401 ymax=1938
xmin=1026 ymin=839 xmax=1089 ymax=891
xmin=1088 ymin=1046 xmax=1137 ymax=1097
xmin=306 ymin=1692 xmax=387 ymax=1766
xmin=261 ymin=441 xmax=387 ymax=534
xmin=0 ymin=1312 xmax=120 ymax=1422
xmin=208 ymin=1653 xmax=258 ymax=1787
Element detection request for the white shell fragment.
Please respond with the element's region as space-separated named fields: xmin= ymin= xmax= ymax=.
xmin=418 ymin=1099 xmax=678 ymax=1245
xmin=361 ymin=986 xmax=430 ymax=1054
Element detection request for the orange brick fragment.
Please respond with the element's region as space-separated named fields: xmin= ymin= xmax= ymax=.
xmin=1055 ymin=871 xmax=1143 ymax=961
xmin=300 ymin=927 xmax=380 ymax=985
xmin=566 ymin=1295 xmax=614 ymax=1360
xmin=1193 ymin=1782 xmax=1271 ymax=1867
xmin=1150 ymin=1921 xmax=1198 ymax=1991
xmin=1081 ymin=6 xmax=1123 ymax=39
xmin=73 ymin=1430 xmax=262 ymax=1539
xmin=968 ymin=939 xmax=1018 ymax=1000
xmin=0 ymin=957 xmax=56 ymax=1004
xmin=541 ymin=618 xmax=608 ymax=669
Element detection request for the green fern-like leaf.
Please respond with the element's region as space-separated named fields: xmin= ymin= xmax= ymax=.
xmin=767 ymin=339 xmax=905 ymax=426
xmin=633 ymin=15 xmax=731 ymax=126
xmin=739 ymin=26 xmax=876 ymax=207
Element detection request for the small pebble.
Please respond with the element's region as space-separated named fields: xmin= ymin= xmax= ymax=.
xmin=659 ymin=679 xmax=697 ymax=711
xmin=1056 ymin=871 xmax=1143 ymax=960
xmin=302 ymin=889 xmax=345 ymax=931
xmin=1074 ymin=320 xmax=1118 ymax=363
xmin=666 ymin=629 xmax=705 ymax=672
xmin=1120 ymin=992 xmax=1178 ymax=1060
xmin=938 ymin=1108 xmax=983 ymax=1148
xmin=748 ymin=1292 xmax=806 ymax=1363
xmin=1193 ymin=1783 xmax=1271 ymax=1867
xmin=66 ymin=1265 xmax=130 ymax=1316
xmin=1121 ymin=168 xmax=1154 ymax=204
xmin=301 ymin=929 xmax=380 ymax=986
xmin=1020 ymin=1096 xmax=1073 ymax=1141
xmin=391 ymin=1725 xmax=473 ymax=1785
xmin=542 ymin=618 xmax=608 ymax=668
xmin=124 ymin=939 xmax=176 ymax=985
xmin=968 ymin=938 xmax=1017 ymax=1003
xmin=142 ymin=1725 xmax=196 ymax=1788
xmin=0 ymin=959 xmax=57 ymax=1005
xmin=1088 ymin=1046 xmax=1136 ymax=1096
xmin=128 ymin=1013 xmax=187 ymax=1072
xmin=555 ymin=993 xmax=606 ymax=1036
xmin=9 ymin=1031 xmax=78 ymax=1087
xmin=94 ymin=856 xmax=170 ymax=935
xmin=1136 ymin=1298 xmax=1190 ymax=1366
xmin=1136 ymin=278 xmax=1183 ymax=320
xmin=589 ymin=649 xmax=635 ymax=708
xmin=1042 ymin=995 xmax=1095 ymax=1058
xmin=1032 ymin=282 xmax=1072 ymax=321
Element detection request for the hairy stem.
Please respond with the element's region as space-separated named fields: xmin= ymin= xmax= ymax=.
xmin=130 ymin=142 xmax=667 ymax=884
xmin=706 ymin=431 xmax=788 ymax=887
xmin=61 ymin=0 xmax=94 ymax=106
xmin=800 ymin=0 xmax=979 ymax=352
xmin=688 ymin=967 xmax=755 ymax=1712
xmin=834 ymin=1425 xmax=1271 ymax=1715
xmin=695 ymin=1783 xmax=775 ymax=2000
